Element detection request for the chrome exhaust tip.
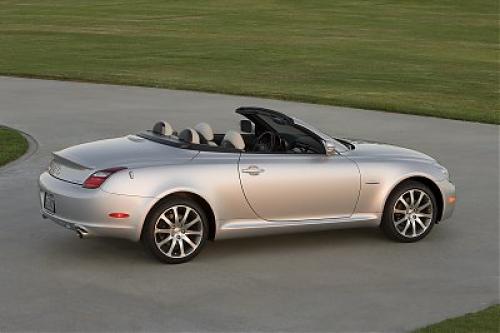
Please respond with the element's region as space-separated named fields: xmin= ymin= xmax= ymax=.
xmin=75 ymin=226 xmax=89 ymax=239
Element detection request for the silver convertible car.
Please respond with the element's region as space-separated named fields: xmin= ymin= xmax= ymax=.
xmin=39 ymin=107 xmax=456 ymax=264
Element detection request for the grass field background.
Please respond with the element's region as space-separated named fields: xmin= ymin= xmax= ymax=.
xmin=0 ymin=0 xmax=498 ymax=123
xmin=0 ymin=128 xmax=28 ymax=167
xmin=414 ymin=305 xmax=499 ymax=333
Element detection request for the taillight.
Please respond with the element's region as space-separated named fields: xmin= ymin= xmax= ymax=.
xmin=83 ymin=167 xmax=126 ymax=189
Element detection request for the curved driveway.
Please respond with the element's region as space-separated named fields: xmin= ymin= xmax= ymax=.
xmin=0 ymin=76 xmax=498 ymax=332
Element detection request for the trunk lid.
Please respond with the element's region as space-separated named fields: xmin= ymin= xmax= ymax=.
xmin=49 ymin=135 xmax=198 ymax=184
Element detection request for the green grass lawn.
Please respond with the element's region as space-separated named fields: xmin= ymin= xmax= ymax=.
xmin=0 ymin=127 xmax=28 ymax=167
xmin=0 ymin=0 xmax=498 ymax=124
xmin=414 ymin=305 xmax=500 ymax=333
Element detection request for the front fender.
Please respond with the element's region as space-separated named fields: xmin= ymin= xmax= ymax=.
xmin=352 ymin=159 xmax=448 ymax=217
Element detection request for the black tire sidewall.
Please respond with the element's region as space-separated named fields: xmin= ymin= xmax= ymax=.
xmin=381 ymin=181 xmax=438 ymax=243
xmin=142 ymin=197 xmax=209 ymax=264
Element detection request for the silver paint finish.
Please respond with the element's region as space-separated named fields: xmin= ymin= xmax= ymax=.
xmin=55 ymin=135 xmax=199 ymax=171
xmin=38 ymin=115 xmax=456 ymax=242
xmin=39 ymin=171 xmax=151 ymax=240
xmin=215 ymin=214 xmax=380 ymax=240
xmin=239 ymin=153 xmax=360 ymax=220
xmin=343 ymin=141 xmax=453 ymax=221
xmin=437 ymin=179 xmax=456 ymax=220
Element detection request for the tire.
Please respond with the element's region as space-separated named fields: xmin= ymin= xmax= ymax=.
xmin=142 ymin=197 xmax=209 ymax=264
xmin=381 ymin=180 xmax=438 ymax=242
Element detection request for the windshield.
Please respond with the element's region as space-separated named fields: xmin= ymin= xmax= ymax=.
xmin=260 ymin=114 xmax=309 ymax=137
xmin=252 ymin=114 xmax=325 ymax=153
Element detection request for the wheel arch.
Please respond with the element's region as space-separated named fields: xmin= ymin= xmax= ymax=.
xmin=141 ymin=191 xmax=217 ymax=241
xmin=386 ymin=176 xmax=444 ymax=221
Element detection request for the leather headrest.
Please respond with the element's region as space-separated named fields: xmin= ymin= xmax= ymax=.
xmin=221 ymin=130 xmax=245 ymax=150
xmin=194 ymin=122 xmax=214 ymax=143
xmin=178 ymin=128 xmax=200 ymax=144
xmin=152 ymin=121 xmax=174 ymax=136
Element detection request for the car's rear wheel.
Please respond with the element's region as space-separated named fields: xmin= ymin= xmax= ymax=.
xmin=142 ymin=197 xmax=208 ymax=264
xmin=381 ymin=181 xmax=437 ymax=242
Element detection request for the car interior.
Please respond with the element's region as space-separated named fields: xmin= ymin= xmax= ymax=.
xmin=145 ymin=108 xmax=326 ymax=154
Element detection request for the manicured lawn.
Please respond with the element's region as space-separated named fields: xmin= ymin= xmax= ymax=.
xmin=0 ymin=1 xmax=498 ymax=123
xmin=414 ymin=305 xmax=500 ymax=333
xmin=0 ymin=128 xmax=28 ymax=167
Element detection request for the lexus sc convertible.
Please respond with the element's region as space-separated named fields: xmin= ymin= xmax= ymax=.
xmin=39 ymin=107 xmax=456 ymax=263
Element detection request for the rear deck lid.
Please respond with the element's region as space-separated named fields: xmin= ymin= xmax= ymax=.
xmin=49 ymin=135 xmax=199 ymax=184
xmin=48 ymin=155 xmax=94 ymax=185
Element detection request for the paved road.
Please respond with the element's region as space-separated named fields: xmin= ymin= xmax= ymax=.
xmin=0 ymin=76 xmax=498 ymax=332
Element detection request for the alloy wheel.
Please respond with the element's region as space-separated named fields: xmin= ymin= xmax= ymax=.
xmin=154 ymin=205 xmax=204 ymax=259
xmin=392 ymin=189 xmax=434 ymax=238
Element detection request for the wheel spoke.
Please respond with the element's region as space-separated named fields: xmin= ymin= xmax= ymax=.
xmin=173 ymin=207 xmax=180 ymax=224
xmin=157 ymin=235 xmax=173 ymax=247
xmin=181 ymin=207 xmax=191 ymax=225
xmin=178 ymin=239 xmax=185 ymax=257
xmin=394 ymin=209 xmax=406 ymax=214
xmin=416 ymin=213 xmax=432 ymax=218
xmin=394 ymin=216 xmax=407 ymax=226
xmin=160 ymin=213 xmax=175 ymax=227
xmin=398 ymin=197 xmax=410 ymax=209
xmin=184 ymin=217 xmax=201 ymax=230
xmin=411 ymin=220 xmax=417 ymax=237
xmin=409 ymin=190 xmax=415 ymax=206
xmin=155 ymin=228 xmax=172 ymax=234
xmin=183 ymin=235 xmax=197 ymax=248
xmin=185 ymin=230 xmax=202 ymax=236
xmin=417 ymin=202 xmax=431 ymax=211
xmin=402 ymin=220 xmax=411 ymax=235
xmin=415 ymin=191 xmax=424 ymax=207
xmin=415 ymin=217 xmax=426 ymax=229
xmin=167 ymin=238 xmax=177 ymax=256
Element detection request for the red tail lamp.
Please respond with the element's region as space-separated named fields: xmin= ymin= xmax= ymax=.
xmin=83 ymin=167 xmax=126 ymax=189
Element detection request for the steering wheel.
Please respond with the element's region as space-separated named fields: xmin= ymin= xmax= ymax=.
xmin=253 ymin=131 xmax=277 ymax=152
xmin=288 ymin=137 xmax=319 ymax=154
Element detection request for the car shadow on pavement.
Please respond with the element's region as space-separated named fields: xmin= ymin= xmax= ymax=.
xmin=45 ymin=227 xmax=384 ymax=265
xmin=199 ymin=227 xmax=384 ymax=263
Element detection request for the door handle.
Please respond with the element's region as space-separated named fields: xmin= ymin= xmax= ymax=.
xmin=242 ymin=165 xmax=265 ymax=176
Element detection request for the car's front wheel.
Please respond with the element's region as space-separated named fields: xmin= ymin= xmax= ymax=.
xmin=381 ymin=181 xmax=438 ymax=242
xmin=142 ymin=197 xmax=209 ymax=264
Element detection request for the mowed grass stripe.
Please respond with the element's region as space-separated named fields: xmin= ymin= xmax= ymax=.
xmin=0 ymin=0 xmax=498 ymax=123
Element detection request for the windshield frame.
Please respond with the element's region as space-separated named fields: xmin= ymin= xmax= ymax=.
xmin=236 ymin=106 xmax=348 ymax=154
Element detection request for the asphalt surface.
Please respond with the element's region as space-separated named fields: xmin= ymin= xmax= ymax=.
xmin=0 ymin=76 xmax=498 ymax=333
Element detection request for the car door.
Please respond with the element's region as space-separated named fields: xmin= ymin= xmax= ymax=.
xmin=238 ymin=153 xmax=360 ymax=221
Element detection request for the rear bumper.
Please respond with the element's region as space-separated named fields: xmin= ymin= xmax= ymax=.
xmin=437 ymin=179 xmax=456 ymax=222
xmin=39 ymin=172 xmax=153 ymax=241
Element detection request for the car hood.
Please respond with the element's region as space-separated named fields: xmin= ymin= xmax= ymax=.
xmin=341 ymin=139 xmax=435 ymax=162
xmin=50 ymin=135 xmax=198 ymax=184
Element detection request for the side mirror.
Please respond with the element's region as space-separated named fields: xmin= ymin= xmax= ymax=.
xmin=240 ymin=120 xmax=254 ymax=133
xmin=323 ymin=140 xmax=337 ymax=156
